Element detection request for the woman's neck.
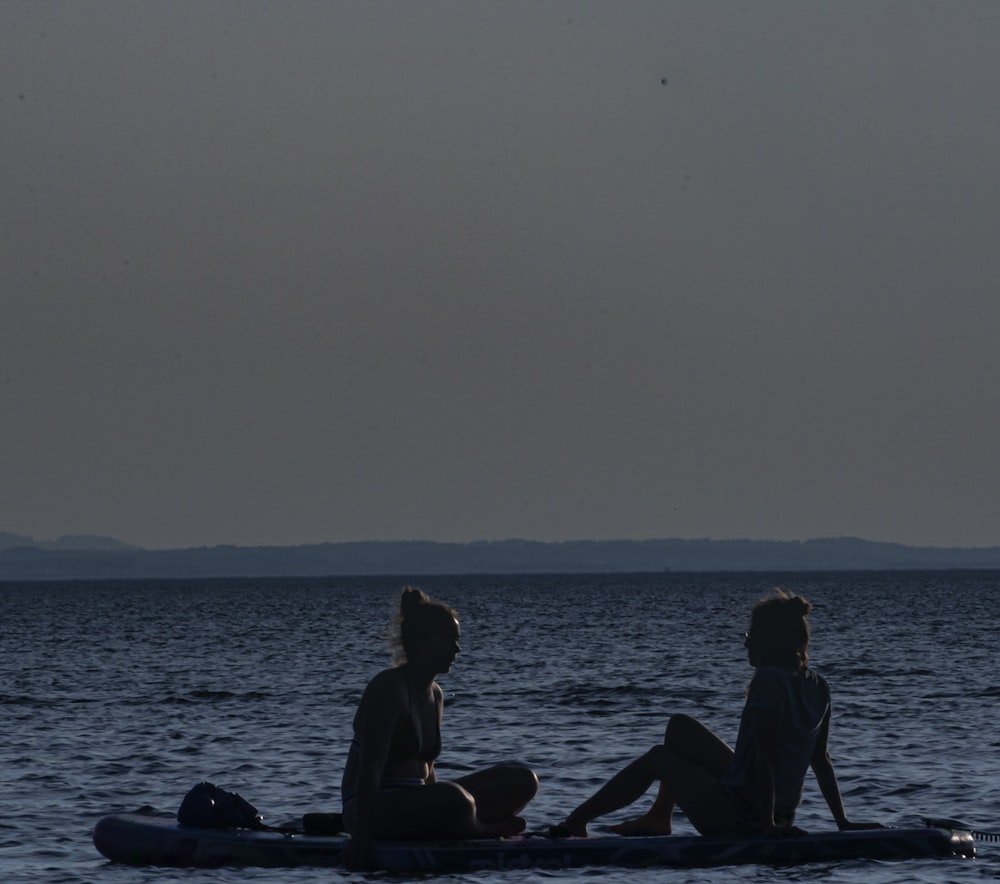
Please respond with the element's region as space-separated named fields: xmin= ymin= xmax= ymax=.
xmin=400 ymin=660 xmax=436 ymax=691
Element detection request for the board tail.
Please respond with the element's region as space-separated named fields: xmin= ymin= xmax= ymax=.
xmin=923 ymin=817 xmax=1000 ymax=842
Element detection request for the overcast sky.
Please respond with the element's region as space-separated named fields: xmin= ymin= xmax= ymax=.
xmin=4 ymin=2 xmax=999 ymax=550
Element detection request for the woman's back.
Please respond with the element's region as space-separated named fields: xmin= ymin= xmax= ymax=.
xmin=722 ymin=665 xmax=831 ymax=813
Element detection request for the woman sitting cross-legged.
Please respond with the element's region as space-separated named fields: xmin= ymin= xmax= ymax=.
xmin=340 ymin=587 xmax=538 ymax=869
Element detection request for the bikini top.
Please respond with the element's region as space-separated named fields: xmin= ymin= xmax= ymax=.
xmin=385 ymin=707 xmax=441 ymax=763
xmin=351 ymin=678 xmax=442 ymax=764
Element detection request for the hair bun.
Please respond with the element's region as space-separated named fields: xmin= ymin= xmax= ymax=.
xmin=399 ymin=586 xmax=429 ymax=616
xmin=790 ymin=595 xmax=812 ymax=617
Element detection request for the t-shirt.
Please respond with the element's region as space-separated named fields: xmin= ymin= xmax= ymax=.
xmin=720 ymin=665 xmax=831 ymax=814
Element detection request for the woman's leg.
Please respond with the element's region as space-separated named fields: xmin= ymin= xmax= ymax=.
xmin=562 ymin=746 xmax=670 ymax=836
xmin=563 ymin=743 xmax=749 ymax=837
xmin=454 ymin=762 xmax=539 ymax=825
xmin=347 ymin=780 xmax=525 ymax=840
xmin=562 ymin=714 xmax=739 ymax=837
xmin=663 ymin=713 xmax=735 ymax=775
xmin=610 ymin=713 xmax=734 ymax=835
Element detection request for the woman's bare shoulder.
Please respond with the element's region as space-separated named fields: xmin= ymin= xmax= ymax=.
xmin=363 ymin=666 xmax=407 ymax=698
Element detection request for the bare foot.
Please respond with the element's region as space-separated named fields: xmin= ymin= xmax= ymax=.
xmin=608 ymin=814 xmax=672 ymax=837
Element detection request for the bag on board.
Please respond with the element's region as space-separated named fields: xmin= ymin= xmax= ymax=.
xmin=177 ymin=781 xmax=264 ymax=829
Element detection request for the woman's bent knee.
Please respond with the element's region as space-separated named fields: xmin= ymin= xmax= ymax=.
xmin=497 ymin=763 xmax=539 ymax=801
xmin=664 ymin=713 xmax=698 ymax=740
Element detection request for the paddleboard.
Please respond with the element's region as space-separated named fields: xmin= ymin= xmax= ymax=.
xmin=92 ymin=812 xmax=975 ymax=871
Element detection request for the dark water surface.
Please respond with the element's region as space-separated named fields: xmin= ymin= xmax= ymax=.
xmin=2 ymin=572 xmax=998 ymax=882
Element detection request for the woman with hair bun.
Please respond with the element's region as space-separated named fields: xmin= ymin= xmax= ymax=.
xmin=552 ymin=589 xmax=880 ymax=838
xmin=341 ymin=587 xmax=538 ymax=868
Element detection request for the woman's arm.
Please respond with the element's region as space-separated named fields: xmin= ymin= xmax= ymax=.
xmin=424 ymin=683 xmax=444 ymax=785
xmin=342 ymin=673 xmax=399 ymax=868
xmin=748 ymin=707 xmax=796 ymax=834
xmin=810 ymin=707 xmax=849 ymax=828
xmin=810 ymin=706 xmax=882 ymax=831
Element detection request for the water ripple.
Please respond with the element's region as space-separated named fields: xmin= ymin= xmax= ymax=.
xmin=2 ymin=573 xmax=999 ymax=883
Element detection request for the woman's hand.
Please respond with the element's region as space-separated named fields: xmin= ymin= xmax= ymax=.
xmin=761 ymin=823 xmax=809 ymax=838
xmin=838 ymin=819 xmax=885 ymax=831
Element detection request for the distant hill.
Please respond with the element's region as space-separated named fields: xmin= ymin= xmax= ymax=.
xmin=2 ymin=535 xmax=1000 ymax=580
xmin=0 ymin=533 xmax=138 ymax=552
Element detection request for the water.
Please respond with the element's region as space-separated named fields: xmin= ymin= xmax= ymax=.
xmin=2 ymin=571 xmax=998 ymax=882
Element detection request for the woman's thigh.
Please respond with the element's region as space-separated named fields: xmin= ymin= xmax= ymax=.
xmin=665 ymin=714 xmax=734 ymax=777
xmin=347 ymin=782 xmax=475 ymax=839
xmin=453 ymin=763 xmax=538 ymax=819
xmin=654 ymin=745 xmax=752 ymax=835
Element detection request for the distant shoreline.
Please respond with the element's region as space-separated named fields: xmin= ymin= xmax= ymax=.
xmin=4 ymin=536 xmax=1000 ymax=581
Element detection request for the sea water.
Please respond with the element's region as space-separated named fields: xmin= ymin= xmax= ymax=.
xmin=1 ymin=571 xmax=998 ymax=883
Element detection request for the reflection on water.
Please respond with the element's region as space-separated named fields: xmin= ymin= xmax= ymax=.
xmin=2 ymin=572 xmax=998 ymax=882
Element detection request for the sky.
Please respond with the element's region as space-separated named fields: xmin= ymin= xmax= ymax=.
xmin=4 ymin=2 xmax=1000 ymax=551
